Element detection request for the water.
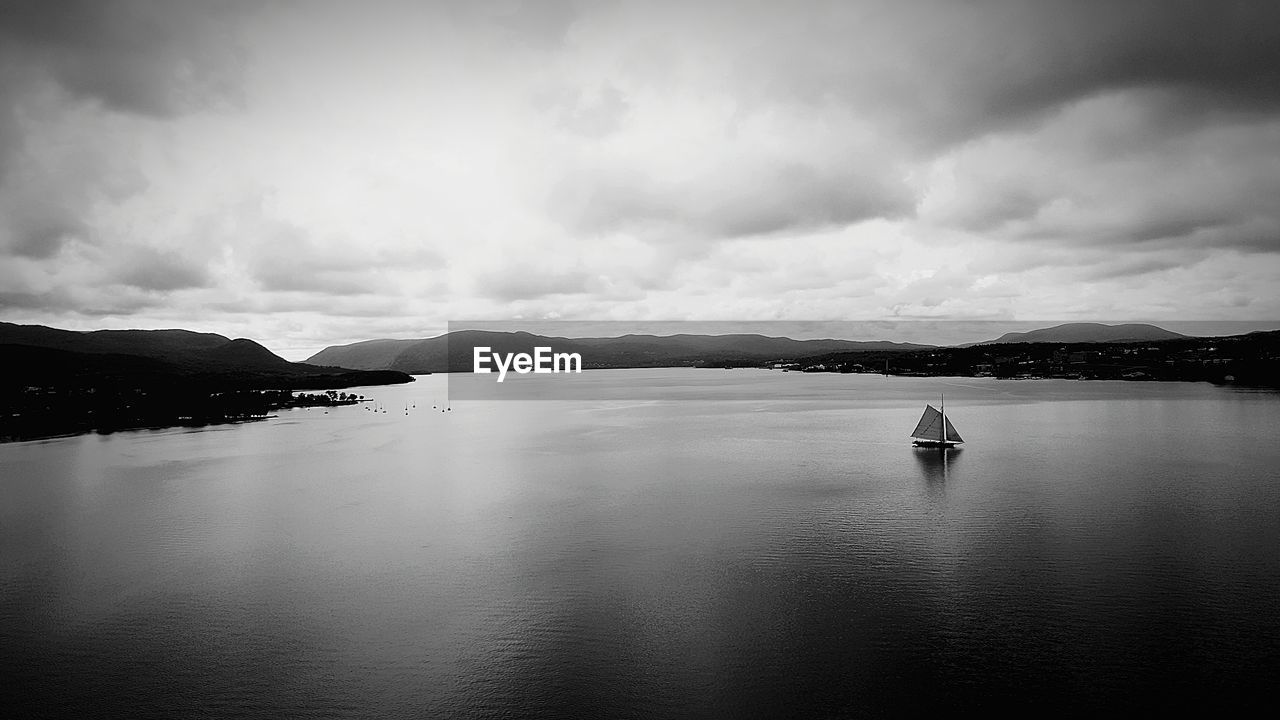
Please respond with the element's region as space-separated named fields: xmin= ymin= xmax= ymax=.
xmin=3 ymin=370 xmax=1279 ymax=717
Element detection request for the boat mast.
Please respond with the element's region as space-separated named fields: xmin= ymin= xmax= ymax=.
xmin=940 ymin=393 xmax=946 ymax=444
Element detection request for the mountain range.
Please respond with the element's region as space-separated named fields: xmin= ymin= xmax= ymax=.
xmin=306 ymin=331 xmax=933 ymax=373
xmin=0 ymin=321 xmax=411 ymax=390
xmin=0 ymin=321 xmax=1205 ymax=382
xmin=4 ymin=319 xmax=1260 ymax=442
xmin=307 ymin=323 xmax=1197 ymax=372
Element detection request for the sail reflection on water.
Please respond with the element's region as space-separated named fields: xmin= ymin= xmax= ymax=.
xmin=913 ymin=445 xmax=961 ymax=484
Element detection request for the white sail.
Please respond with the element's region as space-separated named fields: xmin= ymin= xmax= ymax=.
xmin=944 ymin=416 xmax=963 ymax=443
xmin=911 ymin=403 xmax=964 ymax=444
xmin=911 ymin=405 xmax=944 ymax=440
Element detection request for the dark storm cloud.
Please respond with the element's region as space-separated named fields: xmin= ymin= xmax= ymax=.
xmin=4 ymin=0 xmax=1279 ymax=332
xmin=974 ymin=1 xmax=1280 ymax=125
xmin=0 ymin=0 xmax=259 ymax=260
xmin=0 ymin=286 xmax=164 ymax=315
xmin=981 ymin=244 xmax=1213 ymax=284
xmin=0 ymin=243 xmax=209 ymax=320
xmin=114 ymin=247 xmax=210 ymax=291
xmin=0 ymin=0 xmax=255 ymax=117
xmin=749 ymin=0 xmax=1280 ymax=146
xmin=926 ymin=89 xmax=1280 ymax=256
xmin=945 ymin=190 xmax=1044 ymax=236
xmin=1079 ymin=255 xmax=1196 ymax=282
xmin=538 ymin=0 xmax=1280 ymax=252
xmin=553 ymin=159 xmax=912 ymax=241
xmin=1009 ymin=206 xmax=1252 ymax=248
xmin=1000 ymin=161 xmax=1280 ymax=254
xmin=2 ymin=198 xmax=86 ymax=259
xmin=0 ymin=289 xmax=70 ymax=311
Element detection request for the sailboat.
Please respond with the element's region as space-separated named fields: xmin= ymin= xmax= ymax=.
xmin=911 ymin=394 xmax=964 ymax=448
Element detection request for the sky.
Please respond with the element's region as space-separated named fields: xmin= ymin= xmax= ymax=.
xmin=1 ymin=0 xmax=1279 ymax=359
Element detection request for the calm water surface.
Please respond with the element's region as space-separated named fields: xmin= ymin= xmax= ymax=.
xmin=3 ymin=370 xmax=1279 ymax=717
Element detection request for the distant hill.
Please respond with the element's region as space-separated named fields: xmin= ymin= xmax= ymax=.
xmin=307 ymin=338 xmax=421 ymax=370
xmin=0 ymin=322 xmax=230 ymax=358
xmin=976 ymin=323 xmax=1189 ymax=345
xmin=0 ymin=321 xmax=412 ymax=390
xmin=308 ymin=331 xmax=933 ymax=373
xmin=202 ymin=337 xmax=296 ymax=368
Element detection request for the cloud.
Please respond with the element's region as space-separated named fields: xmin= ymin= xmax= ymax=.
xmin=452 ymin=0 xmax=584 ymax=50
xmin=556 ymin=159 xmax=911 ymax=241
xmin=715 ymin=0 xmax=1280 ymax=146
xmin=541 ymin=82 xmax=631 ymax=139
xmin=114 ymin=247 xmax=210 ymax=291
xmin=0 ymin=0 xmax=260 ymax=264
xmin=0 ymin=194 xmax=87 ymax=260
xmin=534 ymin=0 xmax=1280 ymax=253
xmin=544 ymin=92 xmax=913 ymax=242
xmin=1080 ymin=255 xmax=1195 ymax=283
xmin=0 ymin=97 xmax=148 ymax=258
xmin=0 ymin=284 xmax=169 ymax=316
xmin=3 ymin=0 xmax=1280 ymax=353
xmin=476 ymin=266 xmax=595 ymax=302
xmin=206 ymin=293 xmax=410 ymax=318
xmin=0 ymin=0 xmax=255 ymax=117
xmin=0 ymin=289 xmax=73 ymax=311
xmin=214 ymin=196 xmax=448 ymax=298
xmin=968 ymin=1 xmax=1280 ymax=123
xmin=918 ymin=91 xmax=1280 ymax=254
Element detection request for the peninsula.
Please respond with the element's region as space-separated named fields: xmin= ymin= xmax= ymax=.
xmin=1 ymin=322 xmax=413 ymax=442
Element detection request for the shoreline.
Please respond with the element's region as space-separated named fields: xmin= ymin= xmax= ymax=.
xmin=0 ymin=390 xmax=368 ymax=445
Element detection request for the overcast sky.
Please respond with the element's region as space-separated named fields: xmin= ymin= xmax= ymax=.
xmin=2 ymin=0 xmax=1279 ymax=358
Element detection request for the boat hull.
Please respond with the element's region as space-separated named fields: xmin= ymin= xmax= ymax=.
xmin=912 ymin=439 xmax=962 ymax=448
